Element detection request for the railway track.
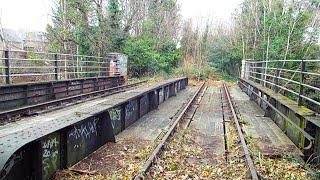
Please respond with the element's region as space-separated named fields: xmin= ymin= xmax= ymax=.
xmin=222 ymin=83 xmax=258 ymax=180
xmin=133 ymin=83 xmax=260 ymax=179
xmin=56 ymin=81 xmax=311 ymax=179
xmin=0 ymin=80 xmax=146 ymax=122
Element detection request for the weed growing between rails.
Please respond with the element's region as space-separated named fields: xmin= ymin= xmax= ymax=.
xmin=147 ymin=130 xmax=226 ymax=179
xmin=146 ymin=117 xmax=250 ymax=178
xmin=174 ymin=62 xmax=222 ymax=82
xmin=146 ymin=84 xmax=247 ymax=179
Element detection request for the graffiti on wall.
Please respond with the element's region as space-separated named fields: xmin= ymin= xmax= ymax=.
xmin=109 ymin=108 xmax=121 ymax=134
xmin=42 ymin=135 xmax=60 ymax=180
xmin=125 ymin=101 xmax=136 ymax=120
xmin=68 ymin=117 xmax=99 ymax=149
xmin=125 ymin=100 xmax=138 ymax=127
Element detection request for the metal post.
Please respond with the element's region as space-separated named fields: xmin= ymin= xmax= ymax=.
xmin=262 ymin=62 xmax=266 ymax=86
xmin=253 ymin=62 xmax=257 ymax=83
xmin=64 ymin=54 xmax=67 ymax=80
xmin=275 ymin=62 xmax=281 ymax=93
xmin=54 ymin=54 xmax=59 ymax=80
xmin=4 ymin=50 xmax=10 ymax=84
xmin=85 ymin=59 xmax=88 ymax=78
xmin=103 ymin=57 xmax=107 ymax=77
xmin=255 ymin=62 xmax=261 ymax=84
xmin=98 ymin=57 xmax=101 ymax=77
xmin=241 ymin=59 xmax=246 ymax=78
xmin=298 ymin=59 xmax=306 ymax=106
xmin=252 ymin=63 xmax=255 ymax=81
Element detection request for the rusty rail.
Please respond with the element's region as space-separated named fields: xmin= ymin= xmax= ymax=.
xmin=134 ymin=82 xmax=206 ymax=179
xmin=223 ymin=84 xmax=259 ymax=180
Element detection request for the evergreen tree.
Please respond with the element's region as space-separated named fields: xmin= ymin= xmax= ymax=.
xmin=107 ymin=0 xmax=123 ymax=52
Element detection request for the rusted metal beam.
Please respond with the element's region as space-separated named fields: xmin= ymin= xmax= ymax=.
xmin=0 ymin=80 xmax=145 ymax=121
xmin=4 ymin=50 xmax=10 ymax=84
xmin=54 ymin=53 xmax=59 ymax=80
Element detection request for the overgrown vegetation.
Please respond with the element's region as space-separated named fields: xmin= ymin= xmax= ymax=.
xmin=45 ymin=0 xmax=320 ymax=113
xmin=47 ymin=0 xmax=181 ymax=77
xmin=46 ymin=0 xmax=320 ymax=82
xmin=208 ymin=0 xmax=320 ymax=76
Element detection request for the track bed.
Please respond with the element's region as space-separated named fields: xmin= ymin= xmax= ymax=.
xmin=58 ymin=82 xmax=311 ymax=180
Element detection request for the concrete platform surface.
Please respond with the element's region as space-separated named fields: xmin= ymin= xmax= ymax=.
xmin=229 ymin=86 xmax=303 ymax=156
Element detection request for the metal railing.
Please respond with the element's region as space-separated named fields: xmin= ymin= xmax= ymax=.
xmin=0 ymin=49 xmax=121 ymax=85
xmin=242 ymin=59 xmax=320 ymax=113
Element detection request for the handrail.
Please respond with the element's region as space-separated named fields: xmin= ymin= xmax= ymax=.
xmin=245 ymin=59 xmax=320 ymax=63
xmin=242 ymin=59 xmax=320 ymax=112
xmin=0 ymin=49 xmax=113 ymax=59
xmin=0 ymin=49 xmax=125 ymax=85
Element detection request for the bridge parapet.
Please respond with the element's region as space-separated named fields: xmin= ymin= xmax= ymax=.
xmin=240 ymin=59 xmax=320 ymax=163
xmin=0 ymin=49 xmax=130 ymax=122
xmin=241 ymin=59 xmax=320 ymax=112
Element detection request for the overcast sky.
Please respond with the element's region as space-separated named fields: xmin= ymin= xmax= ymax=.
xmin=0 ymin=0 xmax=243 ymax=31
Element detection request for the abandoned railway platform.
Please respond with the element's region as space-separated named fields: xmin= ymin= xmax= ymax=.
xmin=0 ymin=50 xmax=320 ymax=179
